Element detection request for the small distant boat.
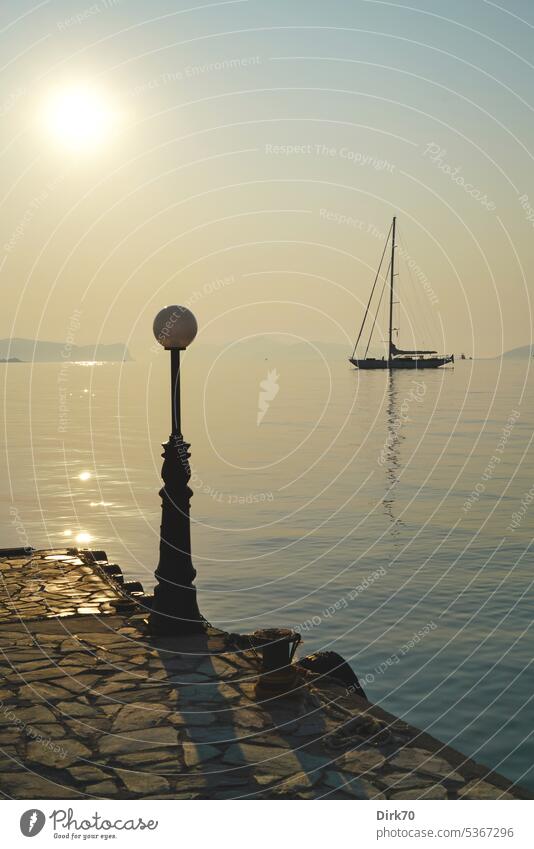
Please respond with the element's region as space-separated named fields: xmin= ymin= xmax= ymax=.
xmin=349 ymin=217 xmax=454 ymax=370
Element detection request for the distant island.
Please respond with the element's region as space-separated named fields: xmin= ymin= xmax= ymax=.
xmin=499 ymin=344 xmax=534 ymax=360
xmin=0 ymin=338 xmax=132 ymax=363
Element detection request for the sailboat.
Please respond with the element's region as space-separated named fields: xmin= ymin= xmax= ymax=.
xmin=349 ymin=217 xmax=454 ymax=370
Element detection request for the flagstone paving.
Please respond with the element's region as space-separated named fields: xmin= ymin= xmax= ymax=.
xmin=0 ymin=549 xmax=529 ymax=800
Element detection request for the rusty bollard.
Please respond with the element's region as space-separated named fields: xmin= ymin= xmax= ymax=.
xmin=252 ymin=628 xmax=301 ymax=699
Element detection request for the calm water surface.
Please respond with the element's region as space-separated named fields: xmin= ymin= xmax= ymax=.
xmin=1 ymin=352 xmax=532 ymax=790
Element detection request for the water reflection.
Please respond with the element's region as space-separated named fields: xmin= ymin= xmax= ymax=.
xmin=382 ymin=371 xmax=405 ymax=535
xmin=75 ymin=532 xmax=93 ymax=544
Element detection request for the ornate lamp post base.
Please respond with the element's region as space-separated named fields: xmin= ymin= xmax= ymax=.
xmin=149 ymin=610 xmax=205 ymax=636
xmin=148 ymin=435 xmax=207 ymax=635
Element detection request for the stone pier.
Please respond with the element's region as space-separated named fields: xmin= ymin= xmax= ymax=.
xmin=0 ymin=548 xmax=529 ymax=800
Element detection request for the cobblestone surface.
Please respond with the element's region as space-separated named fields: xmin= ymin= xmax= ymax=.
xmin=0 ymin=550 xmax=528 ymax=800
xmin=0 ymin=550 xmax=122 ymax=621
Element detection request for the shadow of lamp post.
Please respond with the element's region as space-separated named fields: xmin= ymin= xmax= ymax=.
xmin=149 ymin=305 xmax=206 ymax=634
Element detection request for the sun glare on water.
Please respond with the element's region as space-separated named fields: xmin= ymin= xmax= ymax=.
xmin=75 ymin=532 xmax=93 ymax=545
xmin=43 ymin=85 xmax=116 ymax=151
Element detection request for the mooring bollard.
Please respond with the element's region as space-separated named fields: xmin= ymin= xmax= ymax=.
xmin=252 ymin=628 xmax=301 ymax=699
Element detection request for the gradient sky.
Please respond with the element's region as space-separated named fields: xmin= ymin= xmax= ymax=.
xmin=1 ymin=0 xmax=533 ymax=358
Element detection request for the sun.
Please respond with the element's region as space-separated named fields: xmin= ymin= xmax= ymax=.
xmin=43 ymin=85 xmax=116 ymax=151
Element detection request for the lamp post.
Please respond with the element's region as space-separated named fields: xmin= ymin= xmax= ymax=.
xmin=149 ymin=305 xmax=205 ymax=634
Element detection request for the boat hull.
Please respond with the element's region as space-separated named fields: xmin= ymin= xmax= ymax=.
xmin=349 ymin=357 xmax=452 ymax=369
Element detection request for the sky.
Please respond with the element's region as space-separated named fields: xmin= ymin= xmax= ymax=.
xmin=1 ymin=0 xmax=534 ymax=358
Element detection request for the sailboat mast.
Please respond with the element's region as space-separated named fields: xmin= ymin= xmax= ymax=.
xmin=388 ymin=215 xmax=396 ymax=366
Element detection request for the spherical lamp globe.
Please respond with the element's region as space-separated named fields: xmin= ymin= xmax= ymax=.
xmin=153 ymin=306 xmax=198 ymax=349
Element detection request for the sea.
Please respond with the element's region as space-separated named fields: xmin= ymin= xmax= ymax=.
xmin=1 ymin=350 xmax=532 ymax=791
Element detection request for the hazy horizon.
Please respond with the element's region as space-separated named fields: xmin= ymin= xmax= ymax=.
xmin=1 ymin=334 xmax=534 ymax=361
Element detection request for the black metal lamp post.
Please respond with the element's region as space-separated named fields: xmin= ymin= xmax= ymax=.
xmin=149 ymin=305 xmax=205 ymax=634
